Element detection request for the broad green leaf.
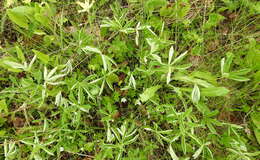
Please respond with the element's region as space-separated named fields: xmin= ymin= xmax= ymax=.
xmin=201 ymin=87 xmax=229 ymax=97
xmin=34 ymin=13 xmax=51 ymax=28
xmin=32 ymin=49 xmax=49 ymax=64
xmin=140 ymin=85 xmax=161 ymax=102
xmin=9 ymin=6 xmax=34 ymax=15
xmin=7 ymin=9 xmax=29 ymax=29
xmin=0 ymin=99 xmax=8 ymax=114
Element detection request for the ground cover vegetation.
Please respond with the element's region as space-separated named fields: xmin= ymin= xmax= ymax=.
xmin=0 ymin=0 xmax=259 ymax=159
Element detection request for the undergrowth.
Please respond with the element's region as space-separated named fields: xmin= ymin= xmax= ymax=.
xmin=0 ymin=0 xmax=259 ymax=159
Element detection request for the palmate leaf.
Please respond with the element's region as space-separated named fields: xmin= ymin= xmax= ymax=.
xmin=76 ymin=0 xmax=95 ymax=13
xmin=43 ymin=67 xmax=66 ymax=86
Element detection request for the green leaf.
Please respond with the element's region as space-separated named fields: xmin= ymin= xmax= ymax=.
xmin=3 ymin=60 xmax=24 ymax=69
xmin=228 ymin=73 xmax=250 ymax=82
xmin=172 ymin=51 xmax=188 ymax=65
xmin=254 ymin=128 xmax=260 ymax=145
xmin=193 ymin=145 xmax=204 ymax=159
xmin=147 ymin=38 xmax=159 ymax=54
xmin=250 ymin=112 xmax=260 ymax=145
xmin=0 ymin=57 xmax=22 ymax=72
xmin=151 ymin=54 xmax=162 ymax=64
xmin=168 ymin=46 xmax=174 ymax=64
xmin=204 ymin=13 xmax=225 ymax=29
xmin=168 ymin=144 xmax=179 ymax=160
xmin=251 ymin=112 xmax=260 ymax=129
xmin=191 ymin=84 xmax=200 ymax=103
xmin=224 ymin=52 xmax=234 ymax=73
xmin=0 ymin=99 xmax=8 ymax=114
xmin=192 ymin=71 xmax=217 ymax=85
xmin=82 ymin=46 xmax=102 ymax=54
xmin=231 ymin=69 xmax=251 ymax=76
xmin=181 ymin=135 xmax=186 ymax=154
xmin=39 ymin=145 xmax=54 ymax=156
xmin=174 ymin=74 xmax=214 ymax=88
xmin=16 ymin=46 xmax=25 ymax=62
xmin=34 ymin=13 xmax=51 ymax=28
xmin=7 ymin=9 xmax=29 ymax=29
xmin=201 ymin=87 xmax=229 ymax=97
xmin=145 ymin=0 xmax=167 ymax=12
xmin=32 ymin=49 xmax=49 ymax=64
xmin=140 ymin=85 xmax=161 ymax=102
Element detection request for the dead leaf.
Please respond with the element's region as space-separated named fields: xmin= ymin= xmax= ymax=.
xmin=12 ymin=117 xmax=25 ymax=128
